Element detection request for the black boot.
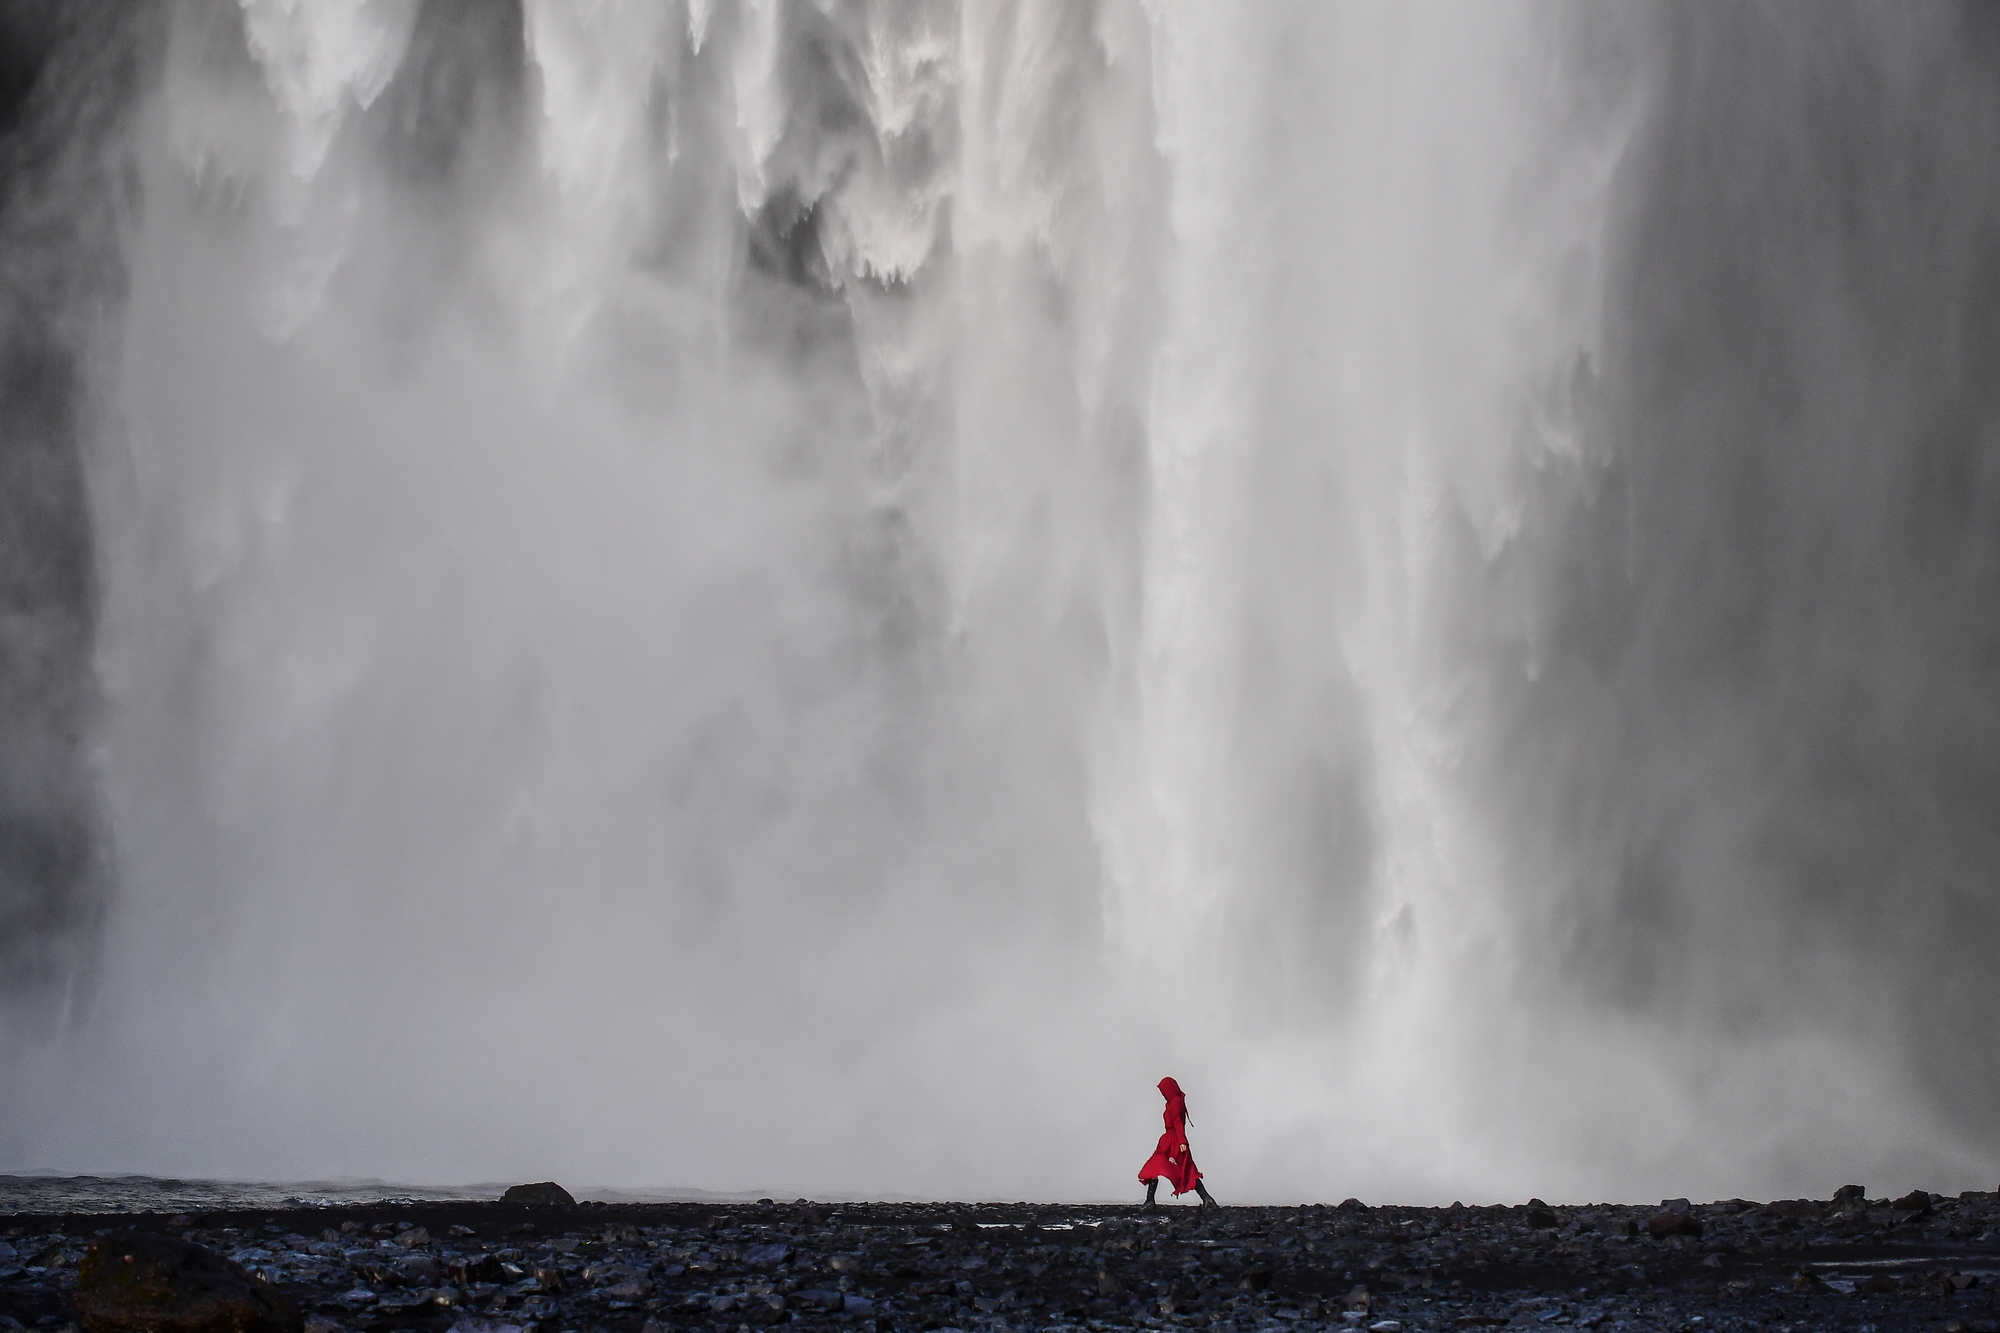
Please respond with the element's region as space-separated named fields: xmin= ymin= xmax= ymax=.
xmin=1195 ymin=1181 xmax=1218 ymax=1210
xmin=1142 ymin=1178 xmax=1159 ymax=1212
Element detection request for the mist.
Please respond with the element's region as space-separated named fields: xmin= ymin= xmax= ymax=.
xmin=2 ymin=0 xmax=1997 ymax=1206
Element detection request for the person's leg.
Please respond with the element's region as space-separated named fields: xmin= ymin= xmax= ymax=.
xmin=1142 ymin=1178 xmax=1159 ymax=1210
xmin=1194 ymin=1180 xmax=1217 ymax=1209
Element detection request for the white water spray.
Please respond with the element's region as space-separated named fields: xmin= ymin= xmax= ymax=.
xmin=1 ymin=0 xmax=1995 ymax=1203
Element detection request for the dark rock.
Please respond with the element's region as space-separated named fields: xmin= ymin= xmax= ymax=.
xmin=1645 ymin=1211 xmax=1701 ymax=1240
xmin=453 ymin=1256 xmax=510 ymax=1286
xmin=396 ymin=1256 xmax=440 ymax=1286
xmin=741 ymin=1293 xmax=787 ymax=1326
xmin=500 ymin=1183 xmax=574 ymax=1208
xmin=74 ymin=1230 xmax=304 ymax=1333
xmin=1892 ymin=1189 xmax=1933 ymax=1215
xmin=741 ymin=1243 xmax=790 ymax=1269
xmin=393 ymin=1228 xmax=429 ymax=1248
xmin=1658 ymin=1197 xmax=1691 ymax=1215
xmin=1342 ymin=1284 xmax=1370 ymax=1312
xmin=1832 ymin=1184 xmax=1867 ymax=1206
xmin=1860 ymin=1272 xmax=1899 ymax=1294
xmin=1523 ymin=1206 xmax=1558 ymax=1230
xmin=1917 ymin=1269 xmax=1967 ymax=1295
xmin=789 ymin=1289 xmax=843 ymax=1311
xmin=1764 ymin=1199 xmax=1821 ymax=1220
xmin=1338 ymin=1198 xmax=1369 ymax=1213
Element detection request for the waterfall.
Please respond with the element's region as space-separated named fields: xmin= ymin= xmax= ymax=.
xmin=2 ymin=0 xmax=1997 ymax=1203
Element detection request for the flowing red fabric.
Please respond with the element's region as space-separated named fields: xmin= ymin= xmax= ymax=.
xmin=1137 ymin=1076 xmax=1202 ymax=1195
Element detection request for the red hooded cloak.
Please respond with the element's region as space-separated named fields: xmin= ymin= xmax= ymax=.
xmin=1137 ymin=1076 xmax=1202 ymax=1196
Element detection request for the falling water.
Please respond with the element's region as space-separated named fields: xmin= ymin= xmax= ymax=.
xmin=3 ymin=0 xmax=1998 ymax=1203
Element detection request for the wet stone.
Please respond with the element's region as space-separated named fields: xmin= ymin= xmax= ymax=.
xmin=397 ymin=1255 xmax=441 ymax=1285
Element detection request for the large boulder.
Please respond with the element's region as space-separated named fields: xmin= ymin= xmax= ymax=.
xmin=1645 ymin=1210 xmax=1702 ymax=1240
xmin=500 ymin=1182 xmax=575 ymax=1207
xmin=74 ymin=1230 xmax=303 ymax=1333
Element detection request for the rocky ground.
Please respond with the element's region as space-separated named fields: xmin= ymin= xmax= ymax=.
xmin=5 ymin=1186 xmax=1998 ymax=1333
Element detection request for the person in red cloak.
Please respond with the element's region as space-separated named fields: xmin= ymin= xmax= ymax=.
xmin=1139 ymin=1076 xmax=1217 ymax=1209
